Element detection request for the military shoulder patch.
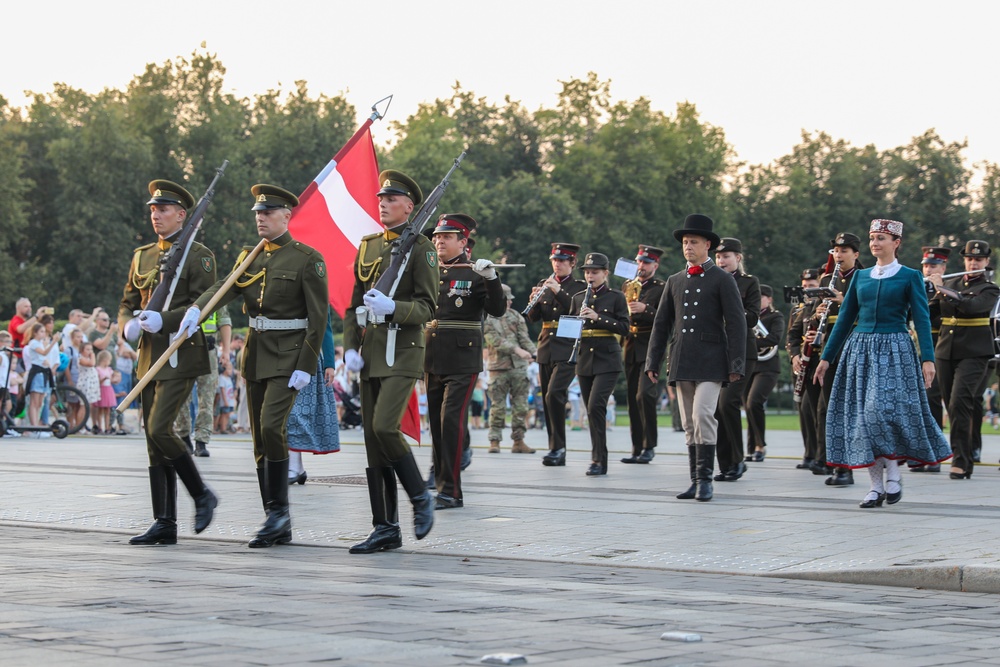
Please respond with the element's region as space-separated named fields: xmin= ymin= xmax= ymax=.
xmin=316 ymin=262 xmax=326 ymax=278
xmin=426 ymin=252 xmax=437 ymax=268
xmin=201 ymin=257 xmax=214 ymax=272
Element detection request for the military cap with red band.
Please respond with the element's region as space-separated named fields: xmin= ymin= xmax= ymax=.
xmin=431 ymin=213 xmax=477 ymax=238
xmin=921 ymin=246 xmax=950 ymax=265
xmin=550 ymin=242 xmax=581 ymax=260
xmin=636 ymin=245 xmax=664 ymax=262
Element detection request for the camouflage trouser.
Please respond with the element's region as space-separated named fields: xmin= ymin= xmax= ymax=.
xmin=487 ymin=369 xmax=530 ymax=443
xmin=174 ymin=351 xmax=218 ymax=444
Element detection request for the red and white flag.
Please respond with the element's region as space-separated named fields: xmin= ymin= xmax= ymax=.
xmin=289 ymin=121 xmax=422 ymax=444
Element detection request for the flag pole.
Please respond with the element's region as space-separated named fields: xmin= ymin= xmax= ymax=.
xmin=332 ymin=95 xmax=392 ymax=163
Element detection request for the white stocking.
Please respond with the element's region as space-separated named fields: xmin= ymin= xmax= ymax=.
xmin=885 ymin=459 xmax=901 ymax=495
xmin=288 ymin=450 xmax=304 ymax=477
xmin=867 ymin=459 xmax=885 ymax=494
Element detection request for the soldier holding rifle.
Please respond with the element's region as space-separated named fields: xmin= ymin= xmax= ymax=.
xmin=120 ymin=179 xmax=219 ymax=546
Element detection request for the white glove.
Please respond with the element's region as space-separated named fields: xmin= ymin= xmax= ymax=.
xmin=473 ymin=258 xmax=498 ymax=280
xmin=344 ymin=348 xmax=364 ymax=372
xmin=173 ymin=306 xmax=201 ymax=342
xmin=123 ymin=318 xmax=142 ymax=342
xmin=288 ymin=370 xmax=311 ymax=391
xmin=138 ymin=310 xmax=163 ymax=333
xmin=363 ymin=289 xmax=396 ymax=317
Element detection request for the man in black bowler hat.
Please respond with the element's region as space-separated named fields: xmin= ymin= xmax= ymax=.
xmin=646 ymin=214 xmax=746 ymax=501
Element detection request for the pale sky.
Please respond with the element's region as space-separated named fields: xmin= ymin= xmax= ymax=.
xmin=4 ymin=0 xmax=998 ymax=170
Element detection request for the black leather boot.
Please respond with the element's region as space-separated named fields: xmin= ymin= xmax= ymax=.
xmin=130 ymin=465 xmax=178 ymax=545
xmin=250 ymin=458 xmax=291 ymax=548
xmin=170 ymin=452 xmax=218 ymax=533
xmin=350 ymin=467 xmax=403 ymax=554
xmin=194 ymin=440 xmax=209 ymax=457
xmin=676 ymin=445 xmax=697 ymax=499
xmin=695 ymin=444 xmax=715 ymax=501
xmin=391 ymin=452 xmax=434 ymax=540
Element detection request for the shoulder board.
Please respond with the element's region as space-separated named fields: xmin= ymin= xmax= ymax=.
xmin=242 ymin=245 xmax=256 ymax=252
xmin=292 ymin=242 xmax=317 ymax=256
xmin=361 ymin=232 xmax=383 ymax=242
xmin=134 ymin=242 xmax=156 ymax=252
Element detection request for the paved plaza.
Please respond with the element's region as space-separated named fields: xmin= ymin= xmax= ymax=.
xmin=3 ymin=422 xmax=1000 ymax=665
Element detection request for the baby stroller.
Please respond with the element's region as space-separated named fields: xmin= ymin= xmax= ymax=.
xmin=335 ymin=383 xmax=362 ymax=430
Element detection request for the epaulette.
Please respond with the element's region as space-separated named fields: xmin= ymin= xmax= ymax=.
xmin=292 ymin=241 xmax=317 ymax=256
xmin=360 ymin=232 xmax=383 ymax=242
xmin=134 ymin=242 xmax=157 ymax=252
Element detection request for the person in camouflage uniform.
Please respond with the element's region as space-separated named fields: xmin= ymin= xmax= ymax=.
xmin=484 ymin=284 xmax=538 ymax=454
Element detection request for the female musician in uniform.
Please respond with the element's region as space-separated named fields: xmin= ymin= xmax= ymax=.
xmin=815 ymin=219 xmax=950 ymax=508
xmin=570 ymin=253 xmax=629 ymax=476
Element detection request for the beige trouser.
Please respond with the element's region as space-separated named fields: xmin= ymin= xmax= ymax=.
xmin=675 ymin=380 xmax=722 ymax=445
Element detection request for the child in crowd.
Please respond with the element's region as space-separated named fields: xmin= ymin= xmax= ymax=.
xmin=94 ymin=350 xmax=116 ymax=434
xmin=215 ymin=361 xmax=236 ymax=433
xmin=77 ymin=341 xmax=100 ymax=422
xmin=26 ymin=324 xmax=60 ymax=429
xmin=111 ymin=370 xmax=128 ymax=434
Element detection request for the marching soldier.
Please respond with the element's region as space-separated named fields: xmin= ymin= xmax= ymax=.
xmin=929 ymin=240 xmax=999 ymax=479
xmin=343 ymin=170 xmax=436 ymax=553
xmin=524 ymin=243 xmax=587 ymax=466
xmin=571 ymin=253 xmax=630 ymax=475
xmin=186 ymin=184 xmax=328 ymax=548
xmin=712 ymin=238 xmax=760 ymax=482
xmin=743 ymin=284 xmax=784 ymax=462
xmin=788 ymin=267 xmax=821 ymax=469
xmin=620 ymin=245 xmax=666 ymax=465
xmin=909 ymin=246 xmax=950 ymax=472
xmin=425 ymin=215 xmax=505 ymax=508
xmin=646 ymin=214 xmax=746 ymax=501
xmin=121 ymin=180 xmax=218 ymax=546
xmin=484 ymin=284 xmax=538 ymax=454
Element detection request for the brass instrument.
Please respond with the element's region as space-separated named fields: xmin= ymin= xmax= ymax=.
xmin=623 ymin=277 xmax=642 ymax=303
xmin=521 ymin=273 xmax=555 ymax=316
xmin=753 ymin=319 xmax=778 ymax=361
xmin=793 ymin=262 xmax=840 ymax=403
xmin=567 ymin=281 xmax=594 ymax=366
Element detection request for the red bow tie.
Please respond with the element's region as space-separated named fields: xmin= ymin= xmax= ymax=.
xmin=687 ymin=266 xmax=704 ymax=276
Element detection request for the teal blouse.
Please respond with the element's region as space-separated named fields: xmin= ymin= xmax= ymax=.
xmin=820 ymin=265 xmax=934 ymax=364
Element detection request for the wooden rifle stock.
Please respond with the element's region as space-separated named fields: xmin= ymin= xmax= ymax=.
xmin=116 ymin=239 xmax=266 ymax=413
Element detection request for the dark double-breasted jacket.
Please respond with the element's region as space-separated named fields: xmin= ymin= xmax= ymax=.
xmin=645 ymin=260 xmax=746 ymax=384
xmin=932 ymin=275 xmax=1000 ymax=360
xmin=525 ymin=274 xmax=587 ymax=364
xmin=623 ymin=277 xmax=665 ymax=367
xmin=570 ymin=283 xmax=630 ymax=377
xmin=424 ymin=256 xmax=506 ymax=376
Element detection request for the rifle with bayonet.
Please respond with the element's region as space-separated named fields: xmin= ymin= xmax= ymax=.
xmin=145 ymin=160 xmax=229 ymax=312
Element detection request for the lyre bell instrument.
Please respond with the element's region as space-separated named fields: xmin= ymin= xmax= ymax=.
xmin=623 ymin=277 xmax=642 ymax=303
xmin=753 ymin=319 xmax=778 ymax=361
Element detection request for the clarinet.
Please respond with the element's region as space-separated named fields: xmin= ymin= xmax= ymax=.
xmin=521 ymin=273 xmax=555 ymax=316
xmin=567 ymin=281 xmax=594 ymax=366
xmin=792 ymin=262 xmax=840 ymax=402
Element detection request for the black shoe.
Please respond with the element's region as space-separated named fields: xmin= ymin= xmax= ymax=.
xmin=194 ymin=441 xmax=209 ymax=457
xmin=715 ymin=461 xmax=746 ymax=482
xmin=949 ymin=470 xmax=972 ymax=480
xmin=859 ymin=491 xmax=886 ymax=508
xmin=752 ymin=450 xmax=765 ymax=462
xmin=636 ymin=449 xmax=655 ymax=463
xmin=745 ymin=455 xmax=755 ymax=462
xmin=885 ymin=479 xmax=902 ymax=505
xmin=435 ymin=493 xmax=464 ymax=509
xmin=129 ymin=519 xmax=177 ymax=545
xmin=585 ymin=463 xmax=607 ymax=476
xmin=926 ymin=464 xmax=941 ymax=472
xmin=288 ymin=472 xmax=307 ymax=485
xmin=811 ymin=461 xmax=832 ymax=475
xmin=621 ymin=455 xmax=640 ymax=464
xmin=825 ymin=469 xmax=854 ymax=486
xmin=796 ymin=458 xmax=814 ymax=470
xmin=542 ymin=448 xmax=566 ymax=467
xmin=349 ymin=524 xmax=402 ymax=554
xmin=909 ymin=464 xmax=927 ymax=472
xmin=249 ymin=528 xmax=292 ymax=548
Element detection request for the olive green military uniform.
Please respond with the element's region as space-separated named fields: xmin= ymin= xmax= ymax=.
xmin=344 ymin=228 xmax=439 ymax=466
xmin=485 ymin=301 xmax=537 ymax=445
xmin=194 ymin=231 xmax=328 ymax=463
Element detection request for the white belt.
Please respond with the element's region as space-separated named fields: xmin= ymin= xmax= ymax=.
xmin=251 ymin=316 xmax=308 ymax=332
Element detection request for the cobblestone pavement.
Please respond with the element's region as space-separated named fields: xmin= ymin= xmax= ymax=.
xmin=2 ymin=424 xmax=1000 ymax=665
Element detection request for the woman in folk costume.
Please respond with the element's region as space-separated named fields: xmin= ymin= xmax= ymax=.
xmin=287 ymin=306 xmax=341 ymax=484
xmin=814 ymin=219 xmax=950 ymax=508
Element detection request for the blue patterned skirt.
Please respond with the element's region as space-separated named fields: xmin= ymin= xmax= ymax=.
xmin=287 ymin=360 xmax=341 ymax=454
xmin=826 ymin=332 xmax=951 ymax=468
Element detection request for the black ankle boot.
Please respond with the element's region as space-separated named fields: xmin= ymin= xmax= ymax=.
xmin=676 ymin=445 xmax=697 ymax=499
xmin=350 ymin=467 xmax=402 ymax=554
xmin=391 ymin=452 xmax=434 ymax=540
xmin=130 ymin=465 xmax=178 ymax=545
xmin=170 ymin=453 xmax=217 ymax=534
xmin=695 ymin=444 xmax=716 ymax=501
xmin=250 ymin=458 xmax=291 ymax=548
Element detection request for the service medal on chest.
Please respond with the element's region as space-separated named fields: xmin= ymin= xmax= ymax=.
xmin=455 ymin=297 xmax=464 ymax=307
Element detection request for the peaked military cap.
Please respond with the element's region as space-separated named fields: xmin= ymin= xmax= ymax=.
xmin=636 ymin=245 xmax=664 ymax=262
xmin=432 ymin=213 xmax=476 ymax=238
xmin=550 ymin=243 xmax=581 ymax=261
xmin=830 ymin=232 xmax=861 ymax=251
xmin=961 ymin=239 xmax=991 ymax=258
xmin=251 ymin=184 xmax=299 ymax=211
xmin=801 ymin=268 xmax=821 ymax=281
xmin=921 ymin=246 xmax=950 ymax=265
xmin=716 ymin=237 xmax=743 ymax=254
xmin=466 ymin=235 xmax=476 ymax=252
xmin=760 ymin=284 xmax=773 ymax=298
xmin=377 ymin=169 xmax=423 ymax=207
xmin=146 ymin=180 xmax=195 ymax=209
xmin=580 ymin=252 xmax=610 ymax=270
xmin=673 ymin=213 xmax=720 ymax=247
